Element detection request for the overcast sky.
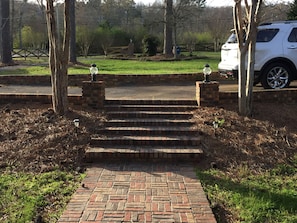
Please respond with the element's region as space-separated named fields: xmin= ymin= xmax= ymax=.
xmin=26 ymin=0 xmax=293 ymax=7
xmin=134 ymin=0 xmax=293 ymax=7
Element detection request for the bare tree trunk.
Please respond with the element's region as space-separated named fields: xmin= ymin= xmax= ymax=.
xmin=163 ymin=0 xmax=173 ymax=57
xmin=45 ymin=0 xmax=70 ymax=115
xmin=238 ymin=49 xmax=247 ymax=114
xmin=0 ymin=0 xmax=2 ymax=61
xmin=246 ymin=39 xmax=256 ymax=115
xmin=234 ymin=0 xmax=248 ymax=115
xmin=18 ymin=2 xmax=24 ymax=48
xmin=246 ymin=2 xmax=259 ymax=116
xmin=233 ymin=0 xmax=262 ymax=116
xmin=1 ymin=0 xmax=13 ymax=65
xmin=69 ymin=0 xmax=77 ymax=64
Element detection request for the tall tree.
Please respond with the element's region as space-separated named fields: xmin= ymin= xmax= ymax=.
xmin=69 ymin=0 xmax=77 ymax=63
xmin=163 ymin=0 xmax=206 ymax=57
xmin=17 ymin=1 xmax=26 ymax=48
xmin=172 ymin=0 xmax=206 ymax=40
xmin=0 ymin=0 xmax=2 ymax=61
xmin=205 ymin=7 xmax=232 ymax=51
xmin=1 ymin=0 xmax=13 ymax=65
xmin=163 ymin=0 xmax=173 ymax=56
xmin=45 ymin=0 xmax=71 ymax=115
xmin=234 ymin=0 xmax=262 ymax=116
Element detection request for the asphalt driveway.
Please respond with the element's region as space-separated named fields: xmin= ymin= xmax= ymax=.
xmin=1 ymin=80 xmax=297 ymax=100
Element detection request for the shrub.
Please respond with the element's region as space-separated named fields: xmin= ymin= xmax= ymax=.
xmin=142 ymin=35 xmax=160 ymax=56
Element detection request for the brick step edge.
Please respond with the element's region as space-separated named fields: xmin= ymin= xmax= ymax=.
xmin=84 ymin=146 xmax=204 ymax=162
xmin=94 ymin=128 xmax=201 ymax=136
xmin=90 ymin=137 xmax=202 ymax=147
xmin=105 ymin=119 xmax=196 ymax=127
xmin=105 ymin=99 xmax=197 ymax=105
xmin=107 ymin=115 xmax=193 ymax=120
xmin=87 ymin=146 xmax=204 ymax=153
xmin=104 ymin=105 xmax=197 ymax=112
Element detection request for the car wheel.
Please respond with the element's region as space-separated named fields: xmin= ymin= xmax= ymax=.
xmin=261 ymin=63 xmax=291 ymax=89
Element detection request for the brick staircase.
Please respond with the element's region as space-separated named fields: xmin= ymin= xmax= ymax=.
xmin=85 ymin=100 xmax=205 ymax=162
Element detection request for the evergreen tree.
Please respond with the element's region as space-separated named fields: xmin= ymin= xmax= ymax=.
xmin=287 ymin=0 xmax=297 ymax=20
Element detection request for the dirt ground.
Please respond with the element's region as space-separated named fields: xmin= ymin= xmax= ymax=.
xmin=0 ymin=102 xmax=296 ymax=222
xmin=192 ymin=102 xmax=297 ymax=173
xmin=1 ymin=102 xmax=296 ymax=174
xmin=0 ymin=104 xmax=106 ymax=173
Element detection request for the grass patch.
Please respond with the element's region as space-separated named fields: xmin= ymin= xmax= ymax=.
xmin=1 ymin=52 xmax=220 ymax=75
xmin=0 ymin=169 xmax=85 ymax=223
xmin=197 ymin=159 xmax=297 ymax=223
xmin=79 ymin=59 xmax=204 ymax=75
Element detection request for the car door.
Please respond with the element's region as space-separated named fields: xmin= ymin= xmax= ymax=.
xmin=254 ymin=28 xmax=280 ymax=71
xmin=283 ymin=27 xmax=297 ymax=69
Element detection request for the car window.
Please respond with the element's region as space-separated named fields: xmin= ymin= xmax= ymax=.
xmin=288 ymin=28 xmax=297 ymax=42
xmin=225 ymin=28 xmax=279 ymax=44
xmin=256 ymin=29 xmax=279 ymax=42
xmin=226 ymin=33 xmax=237 ymax=43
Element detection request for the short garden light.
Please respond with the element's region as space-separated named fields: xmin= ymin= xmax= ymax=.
xmin=90 ymin=64 xmax=98 ymax=82
xmin=203 ymin=64 xmax=212 ymax=82
xmin=73 ymin=119 xmax=80 ymax=133
xmin=73 ymin=119 xmax=80 ymax=128
xmin=73 ymin=118 xmax=79 ymax=134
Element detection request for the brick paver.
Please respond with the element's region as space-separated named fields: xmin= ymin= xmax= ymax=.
xmin=58 ymin=162 xmax=216 ymax=223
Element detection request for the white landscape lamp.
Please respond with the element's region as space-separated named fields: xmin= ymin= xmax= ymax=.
xmin=90 ymin=64 xmax=99 ymax=82
xmin=203 ymin=64 xmax=212 ymax=82
xmin=73 ymin=119 xmax=80 ymax=133
xmin=73 ymin=119 xmax=80 ymax=128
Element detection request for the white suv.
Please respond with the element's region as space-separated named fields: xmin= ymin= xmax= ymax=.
xmin=218 ymin=21 xmax=297 ymax=89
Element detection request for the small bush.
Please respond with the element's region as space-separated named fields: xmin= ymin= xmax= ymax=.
xmin=142 ymin=35 xmax=160 ymax=56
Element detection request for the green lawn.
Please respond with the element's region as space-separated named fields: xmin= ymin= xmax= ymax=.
xmin=0 ymin=170 xmax=85 ymax=223
xmin=197 ymin=159 xmax=297 ymax=223
xmin=2 ymin=52 xmax=220 ymax=75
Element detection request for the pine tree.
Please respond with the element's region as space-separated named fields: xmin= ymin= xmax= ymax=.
xmin=287 ymin=0 xmax=297 ymax=20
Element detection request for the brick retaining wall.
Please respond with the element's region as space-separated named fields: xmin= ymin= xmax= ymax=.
xmin=1 ymin=74 xmax=297 ymax=106
xmin=0 ymin=73 xmax=217 ymax=87
xmin=0 ymin=94 xmax=83 ymax=106
xmin=219 ymin=89 xmax=297 ymax=104
xmin=1 ymin=88 xmax=296 ymax=107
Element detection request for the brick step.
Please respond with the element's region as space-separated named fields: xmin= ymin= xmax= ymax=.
xmin=86 ymin=99 xmax=203 ymax=163
xmin=105 ymin=99 xmax=197 ymax=106
xmin=95 ymin=126 xmax=200 ymax=136
xmin=90 ymin=136 xmax=202 ymax=147
xmin=107 ymin=111 xmax=193 ymax=119
xmin=105 ymin=104 xmax=197 ymax=112
xmin=85 ymin=145 xmax=203 ymax=162
xmin=105 ymin=119 xmax=196 ymax=127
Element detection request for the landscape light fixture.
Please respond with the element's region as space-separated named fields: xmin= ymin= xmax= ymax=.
xmin=213 ymin=120 xmax=219 ymax=129
xmin=90 ymin=64 xmax=98 ymax=82
xmin=73 ymin=119 xmax=80 ymax=133
xmin=203 ymin=64 xmax=212 ymax=82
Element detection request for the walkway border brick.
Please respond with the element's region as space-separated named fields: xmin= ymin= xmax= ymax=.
xmin=58 ymin=162 xmax=216 ymax=223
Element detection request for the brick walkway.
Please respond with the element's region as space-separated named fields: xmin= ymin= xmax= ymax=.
xmin=58 ymin=162 xmax=216 ymax=223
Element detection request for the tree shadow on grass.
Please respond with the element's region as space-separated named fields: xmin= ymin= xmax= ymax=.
xmin=196 ymin=169 xmax=297 ymax=223
xmin=0 ymin=68 xmax=30 ymax=75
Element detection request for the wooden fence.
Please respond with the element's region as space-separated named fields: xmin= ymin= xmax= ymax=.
xmin=11 ymin=43 xmax=218 ymax=60
xmin=12 ymin=49 xmax=49 ymax=59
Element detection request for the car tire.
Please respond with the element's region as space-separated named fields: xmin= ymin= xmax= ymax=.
xmin=261 ymin=63 xmax=291 ymax=89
